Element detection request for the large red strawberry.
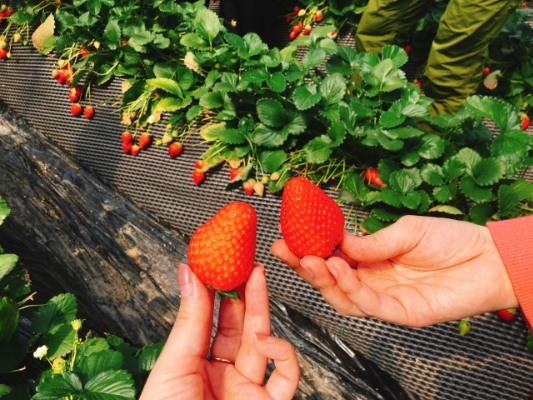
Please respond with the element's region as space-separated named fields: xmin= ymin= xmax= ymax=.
xmin=280 ymin=176 xmax=345 ymax=258
xmin=187 ymin=202 xmax=257 ymax=292
xmin=138 ymin=132 xmax=152 ymax=150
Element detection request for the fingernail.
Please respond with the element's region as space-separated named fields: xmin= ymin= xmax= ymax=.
xmin=299 ymin=259 xmax=314 ymax=278
xmin=179 ymin=263 xmax=194 ymax=297
xmin=253 ymin=332 xmax=276 ymax=344
xmin=326 ymin=261 xmax=338 ymax=278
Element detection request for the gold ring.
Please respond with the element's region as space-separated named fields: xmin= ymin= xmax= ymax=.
xmin=211 ymin=356 xmax=235 ymax=364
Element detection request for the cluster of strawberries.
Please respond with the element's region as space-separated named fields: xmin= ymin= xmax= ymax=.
xmin=0 ymin=4 xmax=13 ymax=24
xmin=51 ymin=62 xmax=95 ymax=119
xmin=121 ymin=131 xmax=152 ymax=156
xmin=286 ymin=6 xmax=324 ymax=41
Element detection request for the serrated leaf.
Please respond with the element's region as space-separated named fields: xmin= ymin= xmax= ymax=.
xmin=194 ymin=8 xmax=220 ymax=43
xmin=377 ymin=159 xmax=399 ymax=186
xmin=200 ymin=122 xmax=226 ymax=141
xmin=155 ymin=97 xmax=192 ymax=112
xmin=32 ymin=293 xmax=77 ymax=335
xmin=242 ymin=68 xmax=269 ymax=83
xmin=77 ymin=338 xmax=110 ymax=359
xmin=0 ymin=264 xmax=30 ymax=302
xmin=420 ymin=164 xmax=445 ymax=185
xmin=433 ymin=183 xmax=457 ymax=203
xmin=302 ymin=48 xmax=327 ymax=70
xmin=464 ymin=95 xmax=521 ymax=133
xmin=199 ymin=92 xmax=224 ymax=109
xmin=218 ymin=129 xmax=246 ymax=145
xmin=361 ymin=215 xmax=389 ymax=234
xmin=427 ymin=205 xmax=463 ymax=215
xmin=472 ymin=158 xmax=505 ymax=186
xmin=84 ymin=369 xmax=135 ymax=398
xmin=239 ymin=33 xmax=264 ymax=58
xmin=381 ymin=189 xmax=403 ymax=207
xmin=381 ymin=44 xmax=408 ymax=68
xmin=460 ymin=176 xmax=493 ymax=203
xmin=510 ymin=179 xmax=533 ymax=201
xmin=380 ymin=111 xmax=405 ymax=128
xmin=256 ymin=98 xmax=286 ymax=128
xmin=469 ymin=203 xmax=494 ymax=225
xmin=498 ymin=185 xmax=519 ymax=218
xmin=442 ymin=156 xmax=465 ymax=181
xmin=377 ymin=130 xmax=404 ymax=151
xmin=146 ymin=78 xmax=182 ymax=97
xmin=77 ymin=350 xmax=123 ymax=383
xmin=320 ymin=73 xmax=346 ymax=107
xmin=0 ymin=197 xmax=10 ymax=226
xmin=38 ymin=324 xmax=76 ymax=359
xmin=33 ymin=372 xmax=83 ymax=399
xmin=103 ymin=19 xmax=121 ymax=50
xmin=186 ymin=105 xmax=202 ymax=122
xmin=180 ymin=33 xmax=209 ymax=49
xmin=252 ymin=124 xmax=288 ymax=148
xmin=0 ymin=254 xmax=18 ymax=281
xmin=0 ymin=298 xmax=19 ymax=343
xmin=293 ymin=83 xmax=322 ymax=111
xmin=137 ymin=341 xmax=165 ymax=376
xmin=153 ymin=34 xmax=170 ymax=49
xmin=400 ymin=191 xmax=421 ymax=209
xmin=304 ymin=136 xmax=333 ymax=164
xmin=418 ymin=134 xmax=445 ymax=159
xmin=258 ymin=150 xmax=286 ymax=173
xmin=389 ymin=171 xmax=415 ymax=195
xmin=400 ymin=152 xmax=420 ymax=166
xmin=267 ymin=73 xmax=286 ymax=93
xmin=455 ymin=148 xmax=482 ymax=176
xmin=371 ymin=207 xmax=403 ymax=221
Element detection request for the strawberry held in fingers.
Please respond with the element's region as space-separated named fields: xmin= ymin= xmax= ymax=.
xmin=280 ymin=176 xmax=345 ymax=258
xmin=187 ymin=202 xmax=257 ymax=292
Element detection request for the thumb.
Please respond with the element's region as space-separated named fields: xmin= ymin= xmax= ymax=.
xmin=340 ymin=216 xmax=426 ymax=263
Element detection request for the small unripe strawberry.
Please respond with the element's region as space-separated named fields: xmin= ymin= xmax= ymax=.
xmin=261 ymin=175 xmax=269 ymax=184
xmin=0 ymin=39 xmax=7 ymax=49
xmin=0 ymin=4 xmax=6 ymax=11
xmin=93 ymin=41 xmax=100 ymax=49
xmin=12 ymin=33 xmax=22 ymax=43
xmin=297 ymin=8 xmax=306 ymax=16
xmin=270 ymin=172 xmax=280 ymax=181
xmin=457 ymin=319 xmax=471 ymax=336
xmin=315 ymin=10 xmax=323 ymax=21
xmin=162 ymin=132 xmax=173 ymax=144
xmin=52 ymin=69 xmax=59 ymax=78
xmin=5 ymin=51 xmax=11 ymax=59
xmin=243 ymin=179 xmax=256 ymax=196
xmin=253 ymin=182 xmax=265 ymax=197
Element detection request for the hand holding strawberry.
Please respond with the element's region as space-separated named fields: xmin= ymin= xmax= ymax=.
xmin=187 ymin=202 xmax=257 ymax=293
xmin=280 ymin=176 xmax=345 ymax=258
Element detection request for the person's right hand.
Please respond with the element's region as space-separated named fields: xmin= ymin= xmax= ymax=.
xmin=272 ymin=215 xmax=518 ymax=327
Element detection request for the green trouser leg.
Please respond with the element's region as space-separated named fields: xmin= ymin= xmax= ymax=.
xmin=355 ymin=0 xmax=433 ymax=53
xmin=424 ymin=0 xmax=519 ymax=116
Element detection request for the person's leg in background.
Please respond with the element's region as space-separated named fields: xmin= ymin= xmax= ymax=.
xmin=423 ymin=0 xmax=520 ymax=116
xmin=355 ymin=0 xmax=434 ymax=53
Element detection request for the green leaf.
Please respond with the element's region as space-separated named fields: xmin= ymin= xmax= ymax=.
xmin=293 ymin=83 xmax=322 ymax=111
xmin=455 ymin=148 xmax=482 ymax=176
xmin=491 ymin=130 xmax=531 ymax=157
xmin=381 ymin=189 xmax=403 ymax=207
xmin=201 ymin=123 xmax=226 ymax=141
xmin=155 ymin=97 xmax=192 ymax=112
xmin=77 ymin=350 xmax=124 ymax=383
xmin=217 ymin=129 xmax=246 ymax=145
xmin=199 ymin=92 xmax=224 ymax=109
xmin=0 ymin=384 xmax=10 ymax=397
xmin=418 ymin=134 xmax=445 ymax=159
xmin=469 ymin=203 xmax=494 ymax=225
xmin=258 ymin=150 xmax=286 ymax=173
xmin=77 ymin=338 xmax=110 ymax=359
xmin=377 ymin=159 xmax=399 ymax=185
xmin=242 ymin=68 xmax=269 ymax=83
xmin=304 ymin=136 xmax=334 ymax=164
xmin=0 ymin=264 xmax=30 ymax=302
xmin=420 ymin=164 xmax=445 ymax=185
xmin=377 ymin=130 xmax=404 ymax=151
xmin=252 ymin=124 xmax=289 ymax=148
xmin=0 ymin=197 xmax=10 ymax=226
xmin=84 ymin=369 xmax=136 ymax=399
xmin=153 ymin=34 xmax=170 ymax=49
xmin=32 ymin=293 xmax=77 ymax=335
xmin=0 ymin=254 xmax=18 ymax=281
xmin=442 ymin=157 xmax=465 ymax=181
xmin=103 ymin=20 xmax=121 ymax=50
xmin=186 ymin=105 xmax=203 ymax=122
xmin=381 ymin=44 xmax=408 ymax=68
xmin=137 ymin=341 xmax=165 ymax=377
xmin=389 ymin=171 xmax=415 ymax=195
xmin=194 ymin=8 xmax=220 ymax=43
xmin=472 ymin=158 xmax=505 ymax=186
xmin=320 ymin=73 xmax=346 ymax=107
xmin=0 ymin=384 xmax=30 ymax=400
xmin=267 ymin=72 xmax=286 ymax=93
xmin=427 ymin=205 xmax=463 ymax=215
xmin=400 ymin=191 xmax=421 ymax=209
xmin=361 ymin=215 xmax=390 ymax=234
xmin=38 ymin=324 xmax=76 ymax=359
xmin=433 ymin=183 xmax=457 ymax=203
xmin=371 ymin=207 xmax=403 ymax=221
xmin=380 ymin=111 xmax=406 ymax=128
xmin=510 ymin=179 xmax=533 ymax=201
xmin=146 ymin=78 xmax=183 ymax=97
xmin=33 ymin=372 xmax=83 ymax=399
xmin=256 ymin=99 xmax=286 ymax=128
xmin=180 ymin=33 xmax=209 ymax=50
xmin=460 ymin=176 xmax=493 ymax=203
xmin=87 ymin=0 xmax=101 ymax=14
xmin=302 ymin=48 xmax=327 ymax=70
xmin=464 ymin=95 xmax=521 ymax=133
xmin=0 ymin=297 xmax=19 ymax=343
xmin=498 ymin=185 xmax=519 ymax=218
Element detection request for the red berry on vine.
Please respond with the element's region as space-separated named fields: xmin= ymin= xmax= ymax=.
xmin=131 ymin=144 xmax=141 ymax=157
xmin=138 ymin=133 xmax=152 ymax=150
xmin=68 ymin=91 xmax=79 ymax=103
xmin=168 ymin=142 xmax=183 ymax=158
xmin=193 ymin=169 xmax=206 ymax=185
xmin=293 ymin=6 xmax=300 ymax=14
xmin=84 ymin=106 xmax=95 ymax=119
xmin=315 ymin=10 xmax=323 ymax=21
xmin=243 ymin=179 xmax=256 ymax=196
xmin=121 ymin=132 xmax=133 ymax=144
xmin=122 ymin=141 xmax=132 ymax=154
xmin=229 ymin=167 xmax=242 ymax=181
xmin=483 ymin=67 xmax=490 ymax=76
xmin=70 ymin=103 xmax=83 ymax=117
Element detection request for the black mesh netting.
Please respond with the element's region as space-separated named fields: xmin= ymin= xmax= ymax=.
xmin=1 ymin=3 xmax=533 ymax=399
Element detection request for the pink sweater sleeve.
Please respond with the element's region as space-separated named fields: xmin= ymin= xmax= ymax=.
xmin=487 ymin=215 xmax=533 ymax=328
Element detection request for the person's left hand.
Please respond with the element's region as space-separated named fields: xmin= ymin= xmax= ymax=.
xmin=140 ymin=263 xmax=300 ymax=400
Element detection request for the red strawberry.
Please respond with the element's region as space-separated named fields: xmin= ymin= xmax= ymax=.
xmin=404 ymin=44 xmax=411 ymax=55
xmin=131 ymin=144 xmax=140 ymax=157
xmin=303 ymin=25 xmax=312 ymax=35
xmin=292 ymin=25 xmax=301 ymax=34
xmin=195 ymin=160 xmax=203 ymax=169
xmin=415 ymin=80 xmax=422 ymax=88
xmin=68 ymin=91 xmax=79 ymax=103
xmin=280 ymin=176 xmax=345 ymax=258
xmin=229 ymin=167 xmax=242 ymax=181
xmin=364 ymin=167 xmax=384 ymax=187
xmin=56 ymin=70 xmax=66 ymax=84
xmin=71 ymin=103 xmax=83 ymax=117
xmin=0 ymin=49 xmax=7 ymax=59
xmin=521 ymin=113 xmax=530 ymax=131
xmin=285 ymin=13 xmax=292 ymax=23
xmin=4 ymin=7 xmax=13 ymax=17
xmin=138 ymin=133 xmax=151 ymax=150
xmin=84 ymin=106 xmax=95 ymax=119
xmin=496 ymin=308 xmax=517 ymax=322
xmin=315 ymin=10 xmax=323 ymax=21
xmin=243 ymin=179 xmax=255 ymax=196
xmin=192 ymin=169 xmax=205 ymax=185
xmin=122 ymin=141 xmax=132 ymax=154
xmin=187 ymin=202 xmax=257 ymax=292
xmin=168 ymin=142 xmax=183 ymax=158
xmin=73 ymin=84 xmax=83 ymax=96
xmin=289 ymin=31 xmax=296 ymax=41
xmin=121 ymin=131 xmax=133 ymax=144
xmin=482 ymin=67 xmax=490 ymax=76
xmin=293 ymin=6 xmax=300 ymax=14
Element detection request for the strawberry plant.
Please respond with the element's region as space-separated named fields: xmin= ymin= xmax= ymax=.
xmin=0 ymin=195 xmax=164 ymax=399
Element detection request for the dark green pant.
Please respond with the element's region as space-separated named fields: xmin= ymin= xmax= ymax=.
xmin=355 ymin=0 xmax=520 ymax=116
